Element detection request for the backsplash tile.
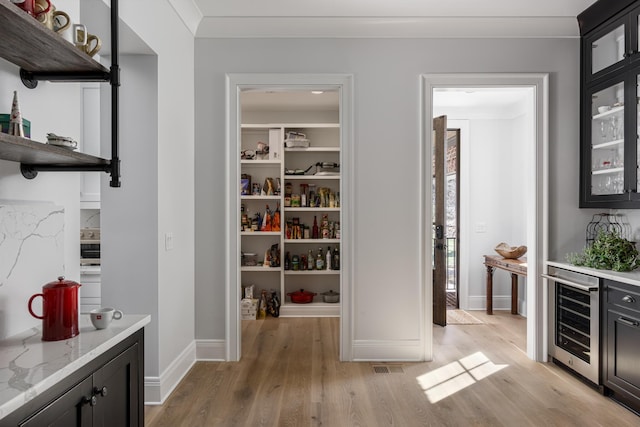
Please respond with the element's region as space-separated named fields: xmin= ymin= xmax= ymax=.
xmin=0 ymin=201 xmax=64 ymax=339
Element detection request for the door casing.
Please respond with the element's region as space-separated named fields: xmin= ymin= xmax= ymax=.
xmin=225 ymin=73 xmax=354 ymax=361
xmin=420 ymin=73 xmax=549 ymax=362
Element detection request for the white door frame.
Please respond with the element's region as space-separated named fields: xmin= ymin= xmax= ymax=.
xmin=225 ymin=73 xmax=355 ymax=361
xmin=420 ymin=73 xmax=549 ymax=361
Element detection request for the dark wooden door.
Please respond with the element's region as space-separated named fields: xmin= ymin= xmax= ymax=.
xmin=433 ymin=115 xmax=447 ymax=326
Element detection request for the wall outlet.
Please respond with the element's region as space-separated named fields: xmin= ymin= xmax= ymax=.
xmin=165 ymin=232 xmax=174 ymax=251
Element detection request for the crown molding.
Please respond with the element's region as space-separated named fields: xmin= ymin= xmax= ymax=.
xmin=168 ymin=0 xmax=203 ymax=36
xmin=194 ymin=16 xmax=580 ymax=38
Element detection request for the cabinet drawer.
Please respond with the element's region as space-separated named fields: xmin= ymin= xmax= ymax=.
xmin=606 ymin=282 xmax=640 ymax=314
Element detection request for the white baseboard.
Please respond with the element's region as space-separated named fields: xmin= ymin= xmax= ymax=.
xmin=352 ymin=339 xmax=424 ymax=361
xmin=195 ymin=339 xmax=226 ymax=361
xmin=144 ymin=341 xmax=197 ymax=405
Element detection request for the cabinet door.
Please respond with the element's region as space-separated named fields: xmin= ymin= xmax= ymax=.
xmin=582 ymin=77 xmax=629 ymax=206
xmin=605 ymin=308 xmax=640 ymax=409
xmin=585 ymin=15 xmax=627 ymax=82
xmin=19 ymin=377 xmax=93 ymax=427
xmin=92 ymin=343 xmax=141 ymax=427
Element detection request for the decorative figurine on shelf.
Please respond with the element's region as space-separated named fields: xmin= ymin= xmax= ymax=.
xmin=9 ymin=91 xmax=24 ymax=137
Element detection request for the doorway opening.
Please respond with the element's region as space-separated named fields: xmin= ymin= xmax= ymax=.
xmin=226 ymin=74 xmax=354 ymax=362
xmin=422 ymin=74 xmax=549 ymax=362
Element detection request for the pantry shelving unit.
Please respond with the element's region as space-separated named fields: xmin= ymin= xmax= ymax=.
xmin=0 ymin=0 xmax=121 ymax=187
xmin=240 ymin=123 xmax=341 ymax=317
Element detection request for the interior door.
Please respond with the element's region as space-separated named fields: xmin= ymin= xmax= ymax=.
xmin=433 ymin=115 xmax=447 ymax=326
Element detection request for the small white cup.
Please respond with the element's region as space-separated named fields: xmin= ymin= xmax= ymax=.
xmin=90 ymin=307 xmax=123 ymax=329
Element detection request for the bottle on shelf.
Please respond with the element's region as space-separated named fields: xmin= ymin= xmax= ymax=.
xmin=307 ymin=249 xmax=315 ymax=270
xmin=258 ymin=290 xmax=268 ymax=319
xmin=326 ymin=246 xmax=332 ymax=270
xmin=284 ymin=252 xmax=291 ymax=270
xmin=312 ymin=216 xmax=319 ymax=239
xmin=316 ymin=247 xmax=325 ymax=270
xmin=333 ymin=246 xmax=340 ymax=270
xmin=321 ymin=214 xmax=329 ymax=239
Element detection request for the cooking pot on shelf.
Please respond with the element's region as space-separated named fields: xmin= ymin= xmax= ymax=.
xmin=28 ymin=276 xmax=81 ymax=341
xmin=321 ymin=290 xmax=340 ymax=303
xmin=287 ymin=289 xmax=316 ymax=304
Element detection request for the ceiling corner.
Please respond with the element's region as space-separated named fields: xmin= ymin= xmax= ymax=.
xmin=168 ymin=0 xmax=203 ymax=36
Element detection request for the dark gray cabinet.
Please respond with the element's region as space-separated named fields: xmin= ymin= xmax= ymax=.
xmin=578 ymin=0 xmax=640 ymax=208
xmin=2 ymin=329 xmax=144 ymax=427
xmin=602 ymin=279 xmax=640 ymax=413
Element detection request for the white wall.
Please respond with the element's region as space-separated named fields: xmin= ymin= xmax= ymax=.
xmin=97 ymin=0 xmax=196 ymax=403
xmin=194 ymin=37 xmax=590 ymax=359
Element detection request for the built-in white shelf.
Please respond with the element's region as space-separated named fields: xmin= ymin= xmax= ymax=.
xmin=284 ymin=207 xmax=340 ymax=212
xmin=284 ymin=270 xmax=340 ymax=275
xmin=284 ymin=175 xmax=340 ymax=180
xmin=284 ymin=239 xmax=340 ymax=244
xmin=241 ymin=266 xmax=282 ymax=272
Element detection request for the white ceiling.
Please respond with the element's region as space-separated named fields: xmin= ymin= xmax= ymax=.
xmin=178 ymin=0 xmax=598 ymax=38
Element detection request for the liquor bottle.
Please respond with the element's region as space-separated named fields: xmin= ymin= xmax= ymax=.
xmin=258 ymin=290 xmax=268 ymax=319
xmin=269 ymin=290 xmax=280 ymax=317
xmin=321 ymin=214 xmax=330 ymax=239
xmin=333 ymin=246 xmax=340 ymax=270
xmin=284 ymin=252 xmax=291 ymax=270
xmin=316 ymin=247 xmax=325 ymax=270
xmin=308 ymin=249 xmax=314 ymax=270
xmin=312 ymin=216 xmax=319 ymax=239
xmin=326 ymin=246 xmax=332 ymax=270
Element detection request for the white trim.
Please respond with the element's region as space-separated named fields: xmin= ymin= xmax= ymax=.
xmin=352 ymin=340 xmax=424 ymax=361
xmin=225 ymin=73 xmax=355 ymax=361
xmin=144 ymin=341 xmax=197 ymax=405
xmin=420 ymin=73 xmax=549 ymax=362
xmin=195 ymin=339 xmax=226 ymax=361
xmin=195 ymin=17 xmax=580 ymax=39
xmin=167 ymin=0 xmax=203 ymax=36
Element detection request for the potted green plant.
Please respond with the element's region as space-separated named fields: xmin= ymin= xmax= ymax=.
xmin=567 ymin=231 xmax=640 ymax=272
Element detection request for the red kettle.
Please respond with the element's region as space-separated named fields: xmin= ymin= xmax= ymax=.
xmin=28 ymin=276 xmax=81 ymax=341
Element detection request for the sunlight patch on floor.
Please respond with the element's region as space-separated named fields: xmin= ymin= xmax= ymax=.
xmin=416 ymin=351 xmax=508 ymax=403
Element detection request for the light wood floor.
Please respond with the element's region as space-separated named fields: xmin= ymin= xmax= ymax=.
xmin=145 ymin=312 xmax=639 ymax=426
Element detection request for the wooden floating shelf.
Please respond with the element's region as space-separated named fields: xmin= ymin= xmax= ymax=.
xmin=0 ymin=132 xmax=109 ymax=167
xmin=0 ymin=1 xmax=108 ymax=74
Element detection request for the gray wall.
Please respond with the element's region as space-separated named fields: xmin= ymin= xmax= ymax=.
xmin=194 ymin=38 xmax=596 ymax=351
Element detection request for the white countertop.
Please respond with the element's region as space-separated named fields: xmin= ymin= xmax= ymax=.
xmin=0 ymin=314 xmax=150 ymax=420
xmin=547 ymin=260 xmax=640 ymax=287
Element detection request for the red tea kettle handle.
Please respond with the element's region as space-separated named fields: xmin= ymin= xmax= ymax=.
xmin=28 ymin=294 xmax=45 ymax=319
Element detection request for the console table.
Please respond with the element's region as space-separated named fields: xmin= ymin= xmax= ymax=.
xmin=483 ymin=255 xmax=527 ymax=315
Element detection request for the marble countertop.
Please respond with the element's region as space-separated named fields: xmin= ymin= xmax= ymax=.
xmin=546 ymin=260 xmax=640 ymax=287
xmin=0 ymin=314 xmax=150 ymax=420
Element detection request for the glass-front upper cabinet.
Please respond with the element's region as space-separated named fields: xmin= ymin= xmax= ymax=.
xmin=580 ymin=1 xmax=640 ymax=208
xmin=582 ymin=4 xmax=640 ymax=81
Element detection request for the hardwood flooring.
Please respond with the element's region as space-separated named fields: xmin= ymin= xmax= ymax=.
xmin=145 ymin=312 xmax=639 ymax=426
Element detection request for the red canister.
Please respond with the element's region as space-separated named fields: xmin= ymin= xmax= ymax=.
xmin=28 ymin=276 xmax=81 ymax=341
